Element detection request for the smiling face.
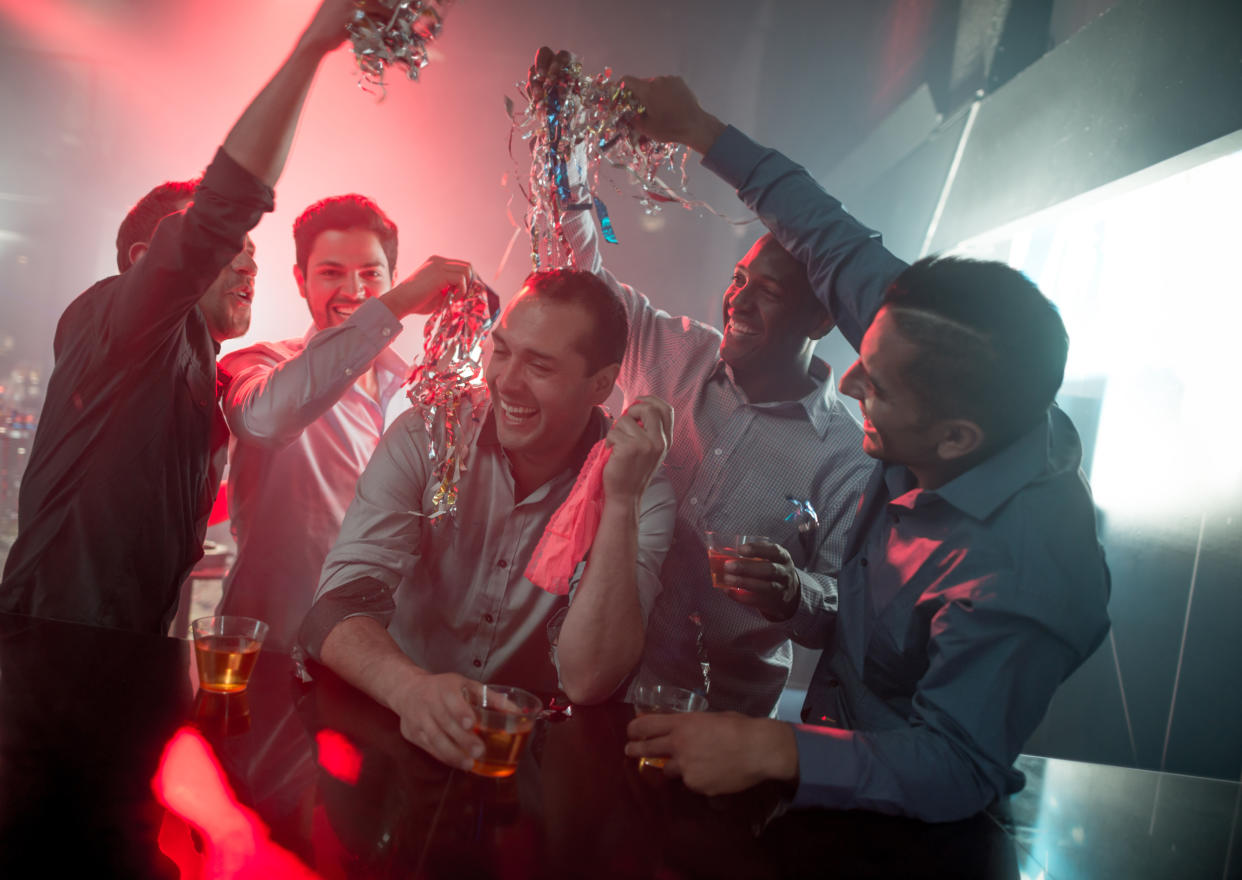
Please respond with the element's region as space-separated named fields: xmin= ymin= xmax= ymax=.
xmin=719 ymin=235 xmax=830 ymax=376
xmin=483 ymin=286 xmax=616 ymax=474
xmin=197 ymin=235 xmax=257 ymax=343
xmin=295 ymin=227 xmax=393 ymax=330
xmin=839 ymin=306 xmax=942 ymax=467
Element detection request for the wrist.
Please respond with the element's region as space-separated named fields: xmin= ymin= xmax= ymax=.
xmin=686 ymin=113 xmax=728 ymax=155
xmin=761 ymin=720 xmax=800 ymax=782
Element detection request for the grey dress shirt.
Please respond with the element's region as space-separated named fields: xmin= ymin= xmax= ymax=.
xmin=705 ymin=126 xmax=1111 ymax=821
xmin=301 ymin=401 xmax=677 ymax=698
xmin=560 ymin=173 xmax=872 ymax=717
xmin=219 ymin=298 xmax=409 ymax=650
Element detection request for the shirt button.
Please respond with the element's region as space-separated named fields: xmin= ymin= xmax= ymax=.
xmin=689 ymin=497 xmax=698 ymax=506
xmin=344 ymin=367 xmax=354 ymax=377
xmin=472 ymin=659 xmax=482 ymax=668
xmin=860 ymin=557 xmax=869 ymax=567
xmin=381 ymin=327 xmax=392 ymax=337
xmin=497 ymin=559 xmax=508 ymax=569
xmin=484 ymin=614 xmax=494 ymax=624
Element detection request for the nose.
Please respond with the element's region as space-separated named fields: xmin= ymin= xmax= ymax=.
xmin=839 ymin=359 xmax=865 ymax=400
xmin=728 ymin=279 xmax=756 ymax=312
xmin=233 ymin=248 xmax=257 ymax=278
xmin=486 ymin=355 xmax=519 ymax=399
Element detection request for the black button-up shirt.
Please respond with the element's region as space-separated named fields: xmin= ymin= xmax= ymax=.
xmin=0 ymin=149 xmax=273 ymax=633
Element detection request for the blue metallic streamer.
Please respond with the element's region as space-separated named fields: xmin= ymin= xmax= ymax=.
xmin=592 ymin=195 xmax=619 ymax=244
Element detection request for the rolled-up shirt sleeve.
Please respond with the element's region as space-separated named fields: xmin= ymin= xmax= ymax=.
xmin=110 ymin=148 xmax=275 ymax=353
xmin=631 ymin=469 xmax=677 ymax=624
xmin=300 ymin=410 xmax=429 ymax=659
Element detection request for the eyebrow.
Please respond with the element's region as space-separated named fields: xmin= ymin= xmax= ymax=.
xmin=490 ymin=329 xmax=559 ymax=363
xmin=313 ymin=259 xmax=386 ymax=269
xmin=734 ymin=263 xmax=783 ymax=288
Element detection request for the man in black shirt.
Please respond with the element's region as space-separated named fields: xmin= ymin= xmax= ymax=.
xmin=0 ymin=0 xmax=359 ymax=634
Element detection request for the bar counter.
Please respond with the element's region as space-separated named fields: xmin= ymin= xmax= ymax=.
xmin=0 ymin=612 xmax=1235 ymax=878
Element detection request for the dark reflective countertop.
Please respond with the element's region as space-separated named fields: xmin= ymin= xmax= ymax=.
xmin=0 ymin=611 xmax=1236 ymax=878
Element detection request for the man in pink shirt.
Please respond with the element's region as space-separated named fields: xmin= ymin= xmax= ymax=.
xmin=219 ymin=194 xmax=477 ymax=649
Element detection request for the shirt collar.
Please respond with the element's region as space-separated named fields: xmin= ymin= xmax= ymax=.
xmin=894 ymin=410 xmax=1055 ymax=520
xmin=709 ymin=356 xmax=839 ymax=439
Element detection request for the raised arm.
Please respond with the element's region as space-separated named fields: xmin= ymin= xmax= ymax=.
xmin=220 ymin=0 xmax=353 ymax=186
xmin=555 ymin=397 xmax=676 ymax=703
xmin=622 ymin=75 xmax=909 ymax=351
xmin=221 ymin=257 xmax=475 ymax=447
xmin=106 ymin=0 xmax=355 ymax=353
xmin=526 ymin=48 xmax=723 ymax=398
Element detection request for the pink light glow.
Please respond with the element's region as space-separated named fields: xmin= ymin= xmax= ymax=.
xmin=152 ymin=726 xmax=321 ymax=879
xmin=315 ymin=729 xmax=363 ymax=786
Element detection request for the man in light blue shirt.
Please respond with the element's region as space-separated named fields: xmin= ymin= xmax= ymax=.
xmin=624 ymin=76 xmax=1111 ymax=822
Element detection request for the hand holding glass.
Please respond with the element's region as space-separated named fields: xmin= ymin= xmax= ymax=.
xmin=704 ymin=532 xmax=775 ymax=591
xmin=631 ymin=683 xmax=708 ymax=770
xmin=467 ymin=685 xmax=543 ymax=778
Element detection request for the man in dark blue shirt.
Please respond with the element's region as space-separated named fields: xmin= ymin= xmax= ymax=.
xmin=0 ymin=0 xmax=360 ymax=634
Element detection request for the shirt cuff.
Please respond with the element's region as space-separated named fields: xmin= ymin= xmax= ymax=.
xmin=788 ymin=723 xmax=857 ymax=809
xmin=201 ymin=147 xmax=276 ymax=214
xmin=350 ymin=296 xmax=405 ymax=340
xmin=701 ymin=125 xmax=770 ymax=192
xmin=299 ymin=576 xmax=396 ymax=661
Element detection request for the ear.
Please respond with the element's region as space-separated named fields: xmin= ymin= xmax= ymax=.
xmin=935 ymin=418 xmax=986 ymax=462
xmin=128 ymin=241 xmax=150 ymax=268
xmin=807 ymin=306 xmax=836 ymax=341
xmin=588 ymin=362 xmax=621 ymax=405
xmin=294 ymin=264 xmax=308 ymax=301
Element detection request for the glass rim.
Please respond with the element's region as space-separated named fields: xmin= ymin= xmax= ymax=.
xmin=631 ymin=682 xmax=709 ymax=711
xmin=191 ymin=615 xmax=270 ymax=640
xmin=469 ymin=684 xmax=543 ymax=716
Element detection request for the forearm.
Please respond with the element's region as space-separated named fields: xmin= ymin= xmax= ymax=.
xmin=222 ymin=39 xmax=330 ymax=186
xmin=223 ymin=302 xmax=402 ymax=445
xmin=556 ymin=498 xmax=646 ymax=704
xmin=319 ymin=616 xmax=430 ymax=716
xmin=791 ymin=723 xmax=998 ymax=822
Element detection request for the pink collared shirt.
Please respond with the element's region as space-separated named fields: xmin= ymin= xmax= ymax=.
xmin=218 ymin=298 xmax=408 ymax=649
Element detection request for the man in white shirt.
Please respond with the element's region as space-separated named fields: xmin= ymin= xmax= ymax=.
xmin=219 ymin=194 xmax=476 ymax=649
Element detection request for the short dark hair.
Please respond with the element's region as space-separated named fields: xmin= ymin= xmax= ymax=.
xmin=521 ymin=269 xmax=628 ymax=373
xmin=293 ymin=194 xmax=398 ymax=277
xmin=115 ymin=178 xmax=200 ymax=272
xmin=883 ymin=256 xmax=1067 ymax=448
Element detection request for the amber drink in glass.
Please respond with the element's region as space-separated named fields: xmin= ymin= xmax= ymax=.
xmin=631 ymin=683 xmax=708 ymax=770
xmin=192 ymin=616 xmax=268 ymax=694
xmin=467 ymin=685 xmax=543 ymax=778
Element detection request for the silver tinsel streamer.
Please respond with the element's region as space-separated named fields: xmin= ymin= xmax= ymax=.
xmin=405 ymin=280 xmax=494 ymax=520
xmin=508 ymin=58 xmax=689 ymax=269
xmin=348 ymin=0 xmax=451 ymax=93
